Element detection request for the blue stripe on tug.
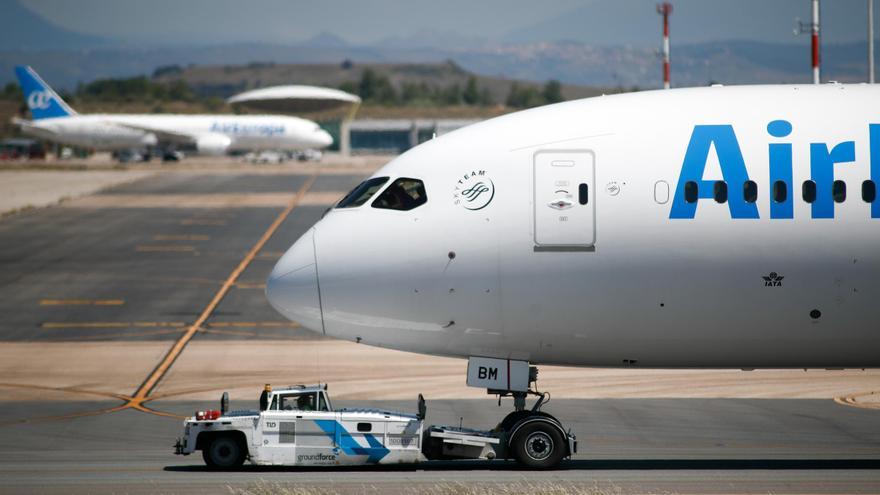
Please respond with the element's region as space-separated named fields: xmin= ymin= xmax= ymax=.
xmin=314 ymin=420 xmax=390 ymax=463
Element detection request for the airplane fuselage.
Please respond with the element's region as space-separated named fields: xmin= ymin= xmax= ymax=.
xmin=267 ymin=84 xmax=880 ymax=369
xmin=21 ymin=114 xmax=331 ymax=152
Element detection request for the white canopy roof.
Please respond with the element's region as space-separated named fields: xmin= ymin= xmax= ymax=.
xmin=228 ymin=85 xmax=361 ymax=114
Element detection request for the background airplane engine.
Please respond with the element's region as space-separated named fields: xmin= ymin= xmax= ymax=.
xmin=195 ymin=133 xmax=232 ymax=155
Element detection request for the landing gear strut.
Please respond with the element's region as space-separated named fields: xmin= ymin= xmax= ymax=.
xmin=487 ymin=365 xmax=575 ymax=467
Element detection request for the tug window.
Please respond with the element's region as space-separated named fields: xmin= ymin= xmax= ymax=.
xmin=372 ymin=178 xmax=427 ymax=211
xmin=684 ymin=181 xmax=698 ymax=203
xmin=278 ymin=392 xmax=318 ymax=412
xmin=772 ymin=180 xmax=787 ymax=203
xmin=337 ymin=177 xmax=389 ymax=208
xmin=832 ymin=180 xmax=846 ymax=203
xmin=863 ymin=180 xmax=877 ymax=203
xmin=802 ymin=180 xmax=817 ymax=203
xmin=713 ymin=181 xmax=728 ymax=203
xmin=743 ymin=180 xmax=758 ymax=203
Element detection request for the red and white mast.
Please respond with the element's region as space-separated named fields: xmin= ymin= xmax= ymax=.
xmin=811 ymin=0 xmax=821 ymax=84
xmin=657 ymin=2 xmax=673 ymax=89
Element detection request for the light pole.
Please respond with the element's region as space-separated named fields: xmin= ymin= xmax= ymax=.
xmin=870 ymin=0 xmax=875 ymax=83
xmin=657 ymin=2 xmax=673 ymax=89
xmin=794 ymin=0 xmax=821 ymax=84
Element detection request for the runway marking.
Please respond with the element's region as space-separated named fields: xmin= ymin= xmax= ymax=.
xmin=206 ymin=321 xmax=298 ymax=328
xmin=61 ymin=329 xmax=186 ymax=340
xmin=180 ymin=219 xmax=227 ymax=226
xmin=131 ymin=173 xmax=317 ymax=403
xmin=41 ymin=321 xmax=186 ymax=329
xmin=39 ymin=299 xmax=125 ymax=306
xmin=834 ymin=390 xmax=880 ymax=410
xmin=39 ymin=321 xmax=294 ymax=330
xmin=201 ymin=329 xmax=308 ymax=339
xmin=256 ymin=251 xmax=284 ymax=260
xmin=234 ymin=281 xmax=266 ymax=289
xmin=5 ymin=176 xmax=317 ymax=424
xmin=65 ymin=192 xmax=344 ymax=208
xmin=135 ymin=244 xmax=197 ymax=253
xmin=152 ymin=234 xmax=210 ymax=241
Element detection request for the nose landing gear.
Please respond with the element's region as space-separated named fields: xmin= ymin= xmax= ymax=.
xmin=488 ymin=366 xmax=575 ymax=468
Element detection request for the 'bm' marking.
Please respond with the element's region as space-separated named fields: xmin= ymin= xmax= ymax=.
xmin=478 ymin=366 xmax=498 ymax=380
xmin=670 ymin=121 xmax=880 ymax=219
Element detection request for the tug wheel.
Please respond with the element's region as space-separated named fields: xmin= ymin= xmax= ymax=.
xmin=203 ymin=435 xmax=245 ymax=469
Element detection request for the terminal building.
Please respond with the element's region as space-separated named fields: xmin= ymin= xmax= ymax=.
xmin=347 ymin=119 xmax=480 ymax=154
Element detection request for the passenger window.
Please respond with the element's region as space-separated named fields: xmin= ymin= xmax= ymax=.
xmin=372 ymin=177 xmax=427 ymax=211
xmin=862 ymin=180 xmax=877 ymax=203
xmin=318 ymin=392 xmax=329 ymax=412
xmin=684 ymin=181 xmax=698 ymax=203
xmin=772 ymin=180 xmax=787 ymax=203
xmin=832 ymin=180 xmax=846 ymax=203
xmin=337 ymin=177 xmax=389 ymax=208
xmin=713 ymin=181 xmax=727 ymax=203
xmin=802 ymin=180 xmax=817 ymax=203
xmin=743 ymin=180 xmax=758 ymax=203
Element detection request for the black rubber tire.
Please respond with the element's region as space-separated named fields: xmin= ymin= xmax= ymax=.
xmin=499 ymin=410 xmax=555 ymax=433
xmin=202 ymin=435 xmax=245 ymax=469
xmin=510 ymin=421 xmax=566 ymax=469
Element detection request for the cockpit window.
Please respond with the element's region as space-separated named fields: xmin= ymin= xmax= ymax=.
xmin=336 ymin=177 xmax=389 ymax=208
xmin=371 ymin=178 xmax=427 ymax=211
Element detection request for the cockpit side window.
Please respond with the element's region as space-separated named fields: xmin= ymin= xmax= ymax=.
xmin=371 ymin=178 xmax=427 ymax=211
xmin=336 ymin=177 xmax=389 ymax=208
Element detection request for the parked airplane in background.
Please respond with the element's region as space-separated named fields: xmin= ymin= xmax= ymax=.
xmin=12 ymin=66 xmax=333 ymax=156
xmin=267 ymin=84 xmax=880 ymax=421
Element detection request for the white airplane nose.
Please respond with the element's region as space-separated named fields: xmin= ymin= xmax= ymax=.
xmin=266 ymin=228 xmax=323 ymax=334
xmin=315 ymin=129 xmax=333 ymax=148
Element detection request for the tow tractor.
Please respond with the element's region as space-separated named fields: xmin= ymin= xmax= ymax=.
xmin=174 ymin=364 xmax=576 ymax=469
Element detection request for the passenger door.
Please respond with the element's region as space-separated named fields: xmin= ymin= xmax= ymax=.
xmin=533 ymin=150 xmax=596 ymax=248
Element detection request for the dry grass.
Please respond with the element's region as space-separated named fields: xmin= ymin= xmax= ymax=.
xmin=228 ymin=480 xmax=631 ymax=495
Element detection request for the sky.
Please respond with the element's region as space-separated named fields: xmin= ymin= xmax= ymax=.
xmin=18 ymin=0 xmax=875 ymax=47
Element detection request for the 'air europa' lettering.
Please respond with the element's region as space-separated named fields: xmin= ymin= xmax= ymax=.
xmin=669 ymin=122 xmax=880 ymax=219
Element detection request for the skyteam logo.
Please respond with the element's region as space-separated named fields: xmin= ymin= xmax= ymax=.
xmin=27 ymin=90 xmax=52 ymax=110
xmin=454 ymin=170 xmax=495 ymax=211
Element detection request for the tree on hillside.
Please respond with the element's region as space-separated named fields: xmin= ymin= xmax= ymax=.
xmin=357 ymin=69 xmax=397 ymax=105
xmin=462 ymin=76 xmax=480 ymax=105
xmin=436 ymin=83 xmax=462 ymax=105
xmin=479 ymin=87 xmax=494 ymax=106
xmin=542 ymin=80 xmax=564 ymax=104
xmin=1 ymin=83 xmax=22 ymax=101
xmin=506 ymin=83 xmax=544 ymax=108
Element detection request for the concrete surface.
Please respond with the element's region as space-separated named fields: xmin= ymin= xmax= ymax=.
xmin=0 ymin=399 xmax=878 ymax=494
xmin=0 ymin=170 xmax=155 ymax=215
xmin=0 ymin=162 xmax=878 ymax=494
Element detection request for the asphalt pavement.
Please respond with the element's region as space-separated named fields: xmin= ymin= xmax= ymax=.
xmin=0 ymin=166 xmax=878 ymax=494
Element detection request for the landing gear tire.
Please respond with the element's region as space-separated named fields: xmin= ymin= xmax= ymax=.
xmin=499 ymin=410 xmax=554 ymax=433
xmin=511 ymin=421 xmax=565 ymax=469
xmin=203 ymin=435 xmax=245 ymax=469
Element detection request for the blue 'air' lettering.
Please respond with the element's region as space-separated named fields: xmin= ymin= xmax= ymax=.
xmin=669 ymin=125 xmax=758 ymax=219
xmin=809 ymin=141 xmax=855 ymax=219
xmin=670 ymin=122 xmax=880 ymax=220
xmin=768 ymin=120 xmax=793 ymax=219
xmin=871 ymin=124 xmax=880 ymax=218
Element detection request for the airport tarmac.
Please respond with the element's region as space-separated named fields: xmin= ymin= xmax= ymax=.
xmin=0 ymin=160 xmax=878 ymax=494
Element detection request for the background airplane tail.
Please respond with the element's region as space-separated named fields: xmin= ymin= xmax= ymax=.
xmin=14 ymin=66 xmax=77 ymax=120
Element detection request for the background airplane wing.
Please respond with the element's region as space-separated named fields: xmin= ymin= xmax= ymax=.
xmin=110 ymin=121 xmax=195 ymax=144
